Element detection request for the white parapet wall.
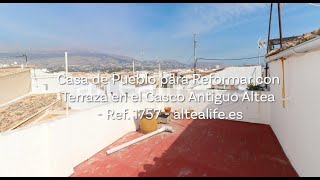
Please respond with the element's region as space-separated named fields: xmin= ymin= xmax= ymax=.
xmin=0 ymin=87 xmax=271 ymax=176
xmin=0 ymin=69 xmax=31 ymax=104
xmin=267 ymin=49 xmax=320 ymax=176
xmin=154 ymin=88 xmax=271 ymax=125
xmin=0 ymin=101 xmax=139 ymax=177
xmin=0 ymin=122 xmax=51 ymax=176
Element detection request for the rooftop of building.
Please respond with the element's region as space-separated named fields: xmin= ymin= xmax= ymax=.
xmin=267 ymin=28 xmax=320 ymax=57
xmin=0 ymin=93 xmax=64 ymax=133
xmin=71 ymin=119 xmax=298 ymax=177
xmin=0 ymin=67 xmax=30 ymax=77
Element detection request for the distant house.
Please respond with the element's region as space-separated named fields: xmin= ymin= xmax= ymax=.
xmin=0 ymin=67 xmax=31 ymax=105
xmin=182 ymin=65 xmax=262 ymax=90
xmin=210 ymin=65 xmax=262 ymax=90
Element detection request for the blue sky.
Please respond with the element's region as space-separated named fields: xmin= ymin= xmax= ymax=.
xmin=0 ymin=3 xmax=319 ymax=64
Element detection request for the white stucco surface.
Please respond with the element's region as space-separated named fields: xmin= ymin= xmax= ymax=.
xmin=0 ymin=87 xmax=269 ymax=176
xmin=268 ymin=49 xmax=320 ymax=176
xmin=2 ymin=48 xmax=320 ymax=177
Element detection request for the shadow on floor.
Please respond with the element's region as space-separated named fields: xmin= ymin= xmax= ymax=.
xmin=71 ymin=119 xmax=298 ymax=177
xmin=136 ymin=119 xmax=298 ymax=177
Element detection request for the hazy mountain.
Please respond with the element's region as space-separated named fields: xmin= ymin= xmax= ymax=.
xmin=0 ymin=50 xmax=190 ymax=72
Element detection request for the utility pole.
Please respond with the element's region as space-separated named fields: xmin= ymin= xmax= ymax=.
xmin=141 ymin=50 xmax=144 ymax=61
xmin=23 ymin=54 xmax=28 ymax=67
xmin=193 ymin=33 xmax=197 ymax=74
xmin=258 ymin=46 xmax=261 ymax=65
xmin=141 ymin=50 xmax=144 ymax=71
xmin=265 ymin=3 xmax=273 ymax=91
xmin=15 ymin=54 xmax=28 ymax=68
xmin=65 ymin=52 xmax=69 ymax=118
xmin=158 ymin=63 xmax=161 ymax=88
xmin=267 ymin=3 xmax=273 ymax=53
xmin=277 ymin=3 xmax=283 ymax=48
xmin=257 ymin=38 xmax=266 ymax=65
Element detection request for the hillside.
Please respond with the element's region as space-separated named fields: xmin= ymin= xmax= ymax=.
xmin=0 ymin=51 xmax=190 ymax=72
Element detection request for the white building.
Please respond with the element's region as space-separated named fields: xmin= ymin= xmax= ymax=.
xmin=0 ymin=29 xmax=320 ymax=177
xmin=183 ymin=65 xmax=262 ymax=90
xmin=265 ymin=32 xmax=320 ymax=176
xmin=31 ymin=70 xmax=106 ymax=110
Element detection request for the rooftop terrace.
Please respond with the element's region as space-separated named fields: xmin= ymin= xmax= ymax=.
xmin=71 ymin=119 xmax=298 ymax=177
xmin=267 ymin=27 xmax=320 ymax=57
xmin=0 ymin=93 xmax=62 ymax=133
xmin=0 ymin=67 xmax=30 ymax=77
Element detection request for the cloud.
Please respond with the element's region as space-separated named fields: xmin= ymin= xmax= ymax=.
xmin=172 ymin=3 xmax=267 ymax=38
xmin=2 ymin=3 xmax=304 ymax=62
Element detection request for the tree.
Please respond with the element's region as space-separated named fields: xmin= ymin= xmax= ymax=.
xmin=246 ymin=84 xmax=264 ymax=91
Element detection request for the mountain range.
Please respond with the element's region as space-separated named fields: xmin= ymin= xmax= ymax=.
xmin=0 ymin=50 xmax=221 ymax=72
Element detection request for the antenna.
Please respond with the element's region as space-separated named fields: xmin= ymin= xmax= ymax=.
xmin=257 ymin=37 xmax=267 ymax=65
xmin=280 ymin=3 xmax=284 ymax=8
xmin=193 ymin=33 xmax=197 ymax=74
xmin=257 ymin=37 xmax=267 ymax=49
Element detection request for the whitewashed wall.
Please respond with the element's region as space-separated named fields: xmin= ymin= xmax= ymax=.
xmin=268 ymin=50 xmax=320 ymax=176
xmin=0 ymin=86 xmax=271 ymax=176
xmin=32 ymin=75 xmax=64 ymax=93
xmin=32 ymin=74 xmax=107 ymax=110
xmin=3 ymin=52 xmax=320 ymax=177
xmin=69 ymin=102 xmax=139 ymax=167
xmin=0 ymin=69 xmax=31 ymax=104
xmin=0 ymin=102 xmax=139 ymax=177
xmin=182 ymin=65 xmax=262 ymax=90
xmin=154 ymin=88 xmax=270 ymax=125
xmin=0 ymin=123 xmax=50 ymax=176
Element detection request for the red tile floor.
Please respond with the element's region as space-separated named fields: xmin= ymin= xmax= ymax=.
xmin=71 ymin=119 xmax=298 ymax=177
